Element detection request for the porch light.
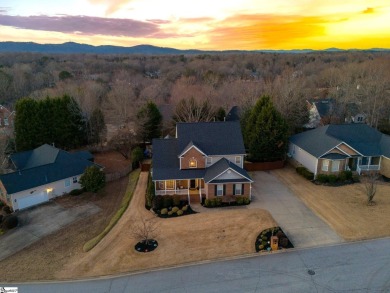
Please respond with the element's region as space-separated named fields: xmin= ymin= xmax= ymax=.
xmin=46 ymin=188 xmax=53 ymax=193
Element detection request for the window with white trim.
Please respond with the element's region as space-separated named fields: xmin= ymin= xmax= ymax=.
xmin=158 ymin=181 xmax=165 ymax=189
xmin=322 ymin=159 xmax=329 ymax=171
xmin=206 ymin=157 xmax=212 ymax=166
xmin=217 ymin=184 xmax=224 ymax=196
xmin=235 ymin=156 xmax=241 ymax=165
xmin=64 ymin=178 xmax=71 ymax=187
xmin=189 ymin=158 xmax=197 ymax=168
xmin=331 ymin=160 xmax=340 ymax=172
xmin=73 ymin=176 xmax=78 ymax=183
xmin=235 ymin=184 xmax=242 ymax=195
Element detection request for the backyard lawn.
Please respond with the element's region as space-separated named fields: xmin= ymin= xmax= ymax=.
xmin=272 ymin=166 xmax=390 ymax=241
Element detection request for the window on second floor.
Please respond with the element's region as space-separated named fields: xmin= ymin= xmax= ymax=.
xmin=235 ymin=156 xmax=241 ymax=165
xmin=189 ymin=158 xmax=197 ymax=168
xmin=206 ymin=157 xmax=212 ymax=166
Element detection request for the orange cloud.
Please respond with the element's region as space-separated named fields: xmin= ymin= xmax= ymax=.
xmin=363 ymin=7 xmax=375 ymax=14
xmin=207 ymin=14 xmax=328 ymax=50
xmin=88 ymin=0 xmax=131 ymax=15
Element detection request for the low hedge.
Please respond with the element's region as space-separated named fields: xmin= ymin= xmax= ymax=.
xmin=315 ymin=170 xmax=356 ymax=185
xmin=83 ymin=169 xmax=141 ymax=252
xmin=296 ymin=167 xmax=314 ymax=180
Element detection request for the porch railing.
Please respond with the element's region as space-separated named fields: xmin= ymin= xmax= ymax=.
xmin=357 ymin=164 xmax=380 ymax=175
xmin=155 ymin=189 xmax=189 ymax=196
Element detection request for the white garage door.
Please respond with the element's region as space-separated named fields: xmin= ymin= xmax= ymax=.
xmin=17 ymin=192 xmax=48 ymax=210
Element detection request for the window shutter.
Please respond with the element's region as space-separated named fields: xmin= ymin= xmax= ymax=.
xmin=223 ymin=185 xmax=226 ymax=196
xmin=214 ymin=185 xmax=217 ymax=196
xmin=242 ymin=184 xmax=245 ymax=195
xmin=233 ymin=184 xmax=236 ymax=195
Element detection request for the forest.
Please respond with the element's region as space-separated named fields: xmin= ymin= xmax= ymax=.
xmin=1 ymin=51 xmax=390 ymax=143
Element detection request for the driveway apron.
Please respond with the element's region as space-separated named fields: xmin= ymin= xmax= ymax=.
xmin=250 ymin=171 xmax=343 ymax=248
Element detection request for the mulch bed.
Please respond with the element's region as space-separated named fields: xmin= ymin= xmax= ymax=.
xmin=135 ymin=239 xmax=158 ymax=253
xmin=154 ymin=206 xmax=197 ymax=218
xmin=255 ymin=226 xmax=294 ymax=252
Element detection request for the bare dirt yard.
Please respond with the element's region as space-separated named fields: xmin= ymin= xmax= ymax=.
xmin=272 ymin=165 xmax=390 ymax=241
xmin=0 ymin=151 xmax=131 ymax=282
xmin=57 ymin=172 xmax=277 ymax=279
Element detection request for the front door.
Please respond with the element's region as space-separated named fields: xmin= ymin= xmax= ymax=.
xmin=190 ymin=179 xmax=196 ymax=189
xmin=348 ymin=158 xmax=357 ymax=171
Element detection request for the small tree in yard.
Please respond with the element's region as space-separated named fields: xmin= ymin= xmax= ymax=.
xmin=131 ymin=146 xmax=144 ymax=169
xmin=130 ymin=216 xmax=159 ymax=246
xmin=362 ymin=171 xmax=379 ymax=205
xmin=79 ymin=166 xmax=106 ymax=193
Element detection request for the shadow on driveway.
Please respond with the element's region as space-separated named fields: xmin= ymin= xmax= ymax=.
xmin=0 ymin=202 xmax=100 ymax=261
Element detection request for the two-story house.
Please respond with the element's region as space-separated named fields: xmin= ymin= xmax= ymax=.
xmin=152 ymin=121 xmax=253 ymax=204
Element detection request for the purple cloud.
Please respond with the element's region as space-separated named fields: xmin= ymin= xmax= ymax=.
xmin=0 ymin=14 xmax=161 ymax=37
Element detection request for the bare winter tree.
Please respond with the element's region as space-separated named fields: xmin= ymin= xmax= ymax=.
xmin=108 ymin=129 xmax=136 ymax=159
xmin=362 ymin=171 xmax=379 ymax=205
xmin=130 ymin=216 xmax=159 ymax=245
xmin=172 ymin=97 xmax=216 ymax=122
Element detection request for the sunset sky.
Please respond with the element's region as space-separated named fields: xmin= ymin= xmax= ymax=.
xmin=1 ymin=0 xmax=390 ymax=50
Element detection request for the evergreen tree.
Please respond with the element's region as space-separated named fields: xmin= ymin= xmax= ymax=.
xmin=79 ymin=166 xmax=106 ymax=193
xmin=136 ymin=101 xmax=162 ymax=143
xmin=244 ymin=95 xmax=288 ymax=162
xmin=14 ymin=95 xmax=86 ymax=151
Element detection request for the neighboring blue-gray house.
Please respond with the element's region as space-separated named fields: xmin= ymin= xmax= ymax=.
xmin=0 ymin=144 xmax=99 ymax=211
xmin=152 ymin=121 xmax=252 ymax=204
xmin=289 ymin=124 xmax=390 ymax=178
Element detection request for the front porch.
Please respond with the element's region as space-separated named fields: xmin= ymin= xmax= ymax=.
xmin=155 ymin=178 xmax=205 ymax=203
xmin=348 ymin=156 xmax=381 ymax=175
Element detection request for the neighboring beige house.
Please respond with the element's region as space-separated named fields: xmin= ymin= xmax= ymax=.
xmin=152 ymin=121 xmax=253 ymax=204
xmin=0 ymin=144 xmax=99 ymax=211
xmin=289 ymin=124 xmax=390 ymax=178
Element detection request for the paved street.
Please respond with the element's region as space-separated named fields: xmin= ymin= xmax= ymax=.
xmin=7 ymin=237 xmax=390 ymax=293
xmin=250 ymin=171 xmax=342 ymax=248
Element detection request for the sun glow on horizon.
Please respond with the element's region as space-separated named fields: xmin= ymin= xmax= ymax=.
xmin=0 ymin=0 xmax=389 ymax=50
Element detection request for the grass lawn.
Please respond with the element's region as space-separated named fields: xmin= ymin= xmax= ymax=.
xmin=56 ymin=172 xmax=277 ymax=279
xmin=272 ymin=166 xmax=390 ymax=241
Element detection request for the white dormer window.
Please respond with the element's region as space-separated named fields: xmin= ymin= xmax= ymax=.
xmin=206 ymin=157 xmax=212 ymax=166
xmin=235 ymin=156 xmax=241 ymax=165
xmin=189 ymin=158 xmax=197 ymax=168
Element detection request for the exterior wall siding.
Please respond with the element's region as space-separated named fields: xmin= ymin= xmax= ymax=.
xmin=207 ymin=155 xmax=244 ymax=169
xmin=180 ymin=148 xmax=205 ymax=169
xmin=205 ymin=183 xmax=250 ymax=199
xmin=10 ymin=175 xmax=82 ymax=210
xmin=317 ymin=159 xmax=346 ymax=175
xmin=380 ymin=156 xmax=390 ymax=178
xmin=215 ymin=169 xmax=244 ymax=180
xmin=289 ymin=143 xmax=318 ymax=174
xmin=338 ymin=143 xmax=359 ymax=156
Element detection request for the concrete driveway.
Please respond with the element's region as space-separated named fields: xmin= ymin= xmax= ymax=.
xmin=0 ymin=201 xmax=100 ymax=261
xmin=250 ymin=171 xmax=343 ymax=248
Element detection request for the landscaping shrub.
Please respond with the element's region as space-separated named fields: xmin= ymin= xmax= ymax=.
xmin=243 ymin=196 xmax=250 ymax=204
xmin=316 ymin=174 xmax=329 ymax=183
xmin=2 ymin=206 xmax=11 ymax=214
xmin=172 ymin=194 xmax=181 ymax=207
xmin=338 ymin=170 xmax=352 ymax=182
xmin=204 ymin=199 xmax=211 ymax=207
xmin=296 ymin=167 xmax=314 ymax=180
xmin=236 ymin=196 xmax=244 ymax=205
xmin=69 ymin=188 xmax=84 ymax=196
xmin=0 ymin=214 xmax=3 ymax=223
xmin=279 ymin=237 xmax=289 ymax=248
xmin=0 ymin=201 xmax=4 ymax=207
xmin=168 ymin=211 xmax=173 ymax=216
xmin=172 ymin=206 xmax=179 ymax=213
xmin=2 ymin=215 xmax=18 ymax=230
xmin=182 ymin=205 xmax=188 ymax=211
xmin=79 ymin=165 xmax=106 ymax=193
xmin=152 ymin=195 xmax=163 ymax=210
xmin=145 ymin=173 xmax=155 ymax=209
xmin=177 ymin=210 xmax=184 ymax=216
xmin=163 ymin=195 xmax=173 ymax=209
xmin=215 ymin=197 xmax=222 ymax=206
xmin=328 ymin=174 xmax=338 ymax=184
xmin=160 ymin=208 xmax=168 ymax=215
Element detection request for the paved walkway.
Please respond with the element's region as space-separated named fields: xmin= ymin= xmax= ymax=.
xmin=0 ymin=202 xmax=100 ymax=261
xmin=250 ymin=171 xmax=343 ymax=248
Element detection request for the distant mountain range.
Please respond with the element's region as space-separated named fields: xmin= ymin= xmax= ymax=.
xmin=0 ymin=42 xmax=389 ymax=55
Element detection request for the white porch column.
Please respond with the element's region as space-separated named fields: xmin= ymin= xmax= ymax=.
xmin=199 ymin=180 xmax=202 ymax=202
xmin=188 ymin=179 xmax=190 ymax=204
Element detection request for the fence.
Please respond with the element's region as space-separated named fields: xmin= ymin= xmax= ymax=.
xmin=244 ymin=160 xmax=285 ymax=171
xmin=105 ymin=165 xmax=132 ymax=182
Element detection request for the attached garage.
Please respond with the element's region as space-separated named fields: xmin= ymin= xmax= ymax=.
xmin=16 ymin=192 xmax=49 ymax=210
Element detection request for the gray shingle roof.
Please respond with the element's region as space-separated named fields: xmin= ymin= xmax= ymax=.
xmin=204 ymin=158 xmax=252 ymax=183
xmin=290 ymin=124 xmax=390 ymax=158
xmin=1 ymin=144 xmax=97 ymax=194
xmin=176 ymin=121 xmax=246 ymax=156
